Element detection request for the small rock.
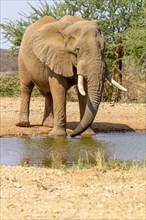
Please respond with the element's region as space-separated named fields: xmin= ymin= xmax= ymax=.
xmin=13 ymin=182 xmax=22 ymax=188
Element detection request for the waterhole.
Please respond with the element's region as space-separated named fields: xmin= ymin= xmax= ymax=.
xmin=0 ymin=132 xmax=145 ymax=166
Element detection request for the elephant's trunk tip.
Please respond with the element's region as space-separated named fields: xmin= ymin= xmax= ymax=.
xmin=70 ymin=122 xmax=92 ymax=137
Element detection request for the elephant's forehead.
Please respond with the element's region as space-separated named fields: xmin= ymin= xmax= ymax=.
xmin=66 ymin=22 xmax=99 ymax=37
xmin=72 ymin=20 xmax=98 ymax=30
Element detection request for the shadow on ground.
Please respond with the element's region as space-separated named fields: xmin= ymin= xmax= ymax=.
xmin=67 ymin=122 xmax=135 ymax=133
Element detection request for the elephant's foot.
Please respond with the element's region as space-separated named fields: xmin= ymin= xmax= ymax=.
xmin=49 ymin=126 xmax=67 ymax=137
xmin=16 ymin=113 xmax=30 ymax=127
xmin=42 ymin=115 xmax=53 ymax=128
xmin=16 ymin=120 xmax=30 ymax=127
xmin=81 ymin=127 xmax=95 ymax=137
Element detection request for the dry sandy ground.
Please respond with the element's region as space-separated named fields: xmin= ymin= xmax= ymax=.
xmin=1 ymin=166 xmax=145 ymax=220
xmin=0 ymin=97 xmax=146 ymax=219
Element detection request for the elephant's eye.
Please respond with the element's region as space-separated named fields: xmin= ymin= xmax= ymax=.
xmin=74 ymin=47 xmax=80 ymax=54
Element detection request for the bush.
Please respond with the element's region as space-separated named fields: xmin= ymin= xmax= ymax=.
xmin=0 ymin=76 xmax=20 ymax=96
xmin=0 ymin=76 xmax=77 ymax=99
xmin=0 ymin=76 xmax=40 ymax=97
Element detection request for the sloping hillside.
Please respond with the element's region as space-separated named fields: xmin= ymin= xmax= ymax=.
xmin=0 ymin=49 xmax=18 ymax=74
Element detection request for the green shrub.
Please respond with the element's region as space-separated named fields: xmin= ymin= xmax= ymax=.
xmin=0 ymin=76 xmax=20 ymax=96
xmin=0 ymin=76 xmax=40 ymax=97
xmin=0 ymin=76 xmax=75 ymax=99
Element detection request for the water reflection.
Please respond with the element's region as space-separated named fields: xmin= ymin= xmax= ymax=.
xmin=20 ymin=136 xmax=105 ymax=166
xmin=0 ymin=132 xmax=145 ymax=166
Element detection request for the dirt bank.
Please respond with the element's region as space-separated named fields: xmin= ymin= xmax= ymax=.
xmin=0 ymin=97 xmax=145 ymax=137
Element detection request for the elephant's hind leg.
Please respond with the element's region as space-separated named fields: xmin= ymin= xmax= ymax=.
xmin=42 ymin=94 xmax=54 ymax=128
xmin=16 ymin=59 xmax=34 ymax=127
xmin=16 ymin=81 xmax=34 ymax=127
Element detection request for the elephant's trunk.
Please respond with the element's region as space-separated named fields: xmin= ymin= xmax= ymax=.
xmin=71 ymin=61 xmax=105 ymax=137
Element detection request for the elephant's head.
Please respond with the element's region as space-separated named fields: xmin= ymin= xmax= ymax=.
xmin=32 ymin=15 xmax=127 ymax=137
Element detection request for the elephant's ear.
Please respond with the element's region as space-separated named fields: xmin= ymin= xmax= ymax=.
xmin=31 ymin=23 xmax=74 ymax=77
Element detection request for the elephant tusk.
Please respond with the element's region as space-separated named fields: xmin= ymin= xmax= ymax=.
xmin=78 ymin=75 xmax=86 ymax=96
xmin=110 ymin=78 xmax=127 ymax=92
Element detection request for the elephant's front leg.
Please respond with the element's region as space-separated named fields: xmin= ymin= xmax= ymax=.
xmin=48 ymin=76 xmax=67 ymax=137
xmin=42 ymin=94 xmax=53 ymax=128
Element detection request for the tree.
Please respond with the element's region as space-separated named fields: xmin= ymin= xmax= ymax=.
xmin=122 ymin=15 xmax=145 ymax=66
xmin=1 ymin=0 xmax=145 ymax=101
xmin=52 ymin=0 xmax=103 ymax=19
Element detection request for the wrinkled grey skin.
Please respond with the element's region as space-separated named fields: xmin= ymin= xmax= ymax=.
xmin=16 ymin=15 xmax=111 ymax=137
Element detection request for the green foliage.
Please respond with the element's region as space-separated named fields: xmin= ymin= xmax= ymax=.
xmin=0 ymin=76 xmax=40 ymax=97
xmin=122 ymin=16 xmax=145 ymax=65
xmin=0 ymin=18 xmax=29 ymax=54
xmin=20 ymin=1 xmax=54 ymax=21
xmin=0 ymin=77 xmax=20 ymax=96
xmin=52 ymin=0 xmax=102 ymax=19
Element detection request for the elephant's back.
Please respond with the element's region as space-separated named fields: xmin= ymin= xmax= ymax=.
xmin=21 ymin=16 xmax=56 ymax=47
xmin=26 ymin=16 xmax=56 ymax=33
xmin=25 ymin=16 xmax=55 ymax=33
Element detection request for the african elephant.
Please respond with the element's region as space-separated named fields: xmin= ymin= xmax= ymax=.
xmin=16 ymin=15 xmax=127 ymax=137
